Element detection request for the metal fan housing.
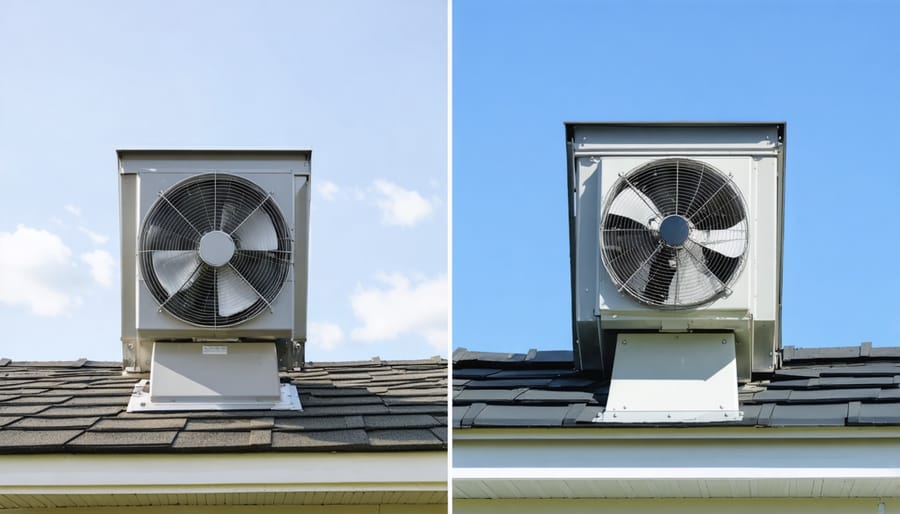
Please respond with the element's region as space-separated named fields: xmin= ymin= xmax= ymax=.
xmin=566 ymin=123 xmax=785 ymax=380
xmin=119 ymin=150 xmax=311 ymax=372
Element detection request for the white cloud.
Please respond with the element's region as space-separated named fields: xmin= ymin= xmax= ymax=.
xmin=309 ymin=321 xmax=345 ymax=351
xmin=78 ymin=226 xmax=109 ymax=245
xmin=350 ymin=272 xmax=448 ymax=351
xmin=81 ymin=249 xmax=115 ymax=287
xmin=0 ymin=225 xmax=81 ymax=316
xmin=373 ymin=180 xmax=433 ymax=227
xmin=64 ymin=204 xmax=82 ymax=216
xmin=316 ymin=180 xmax=340 ymax=201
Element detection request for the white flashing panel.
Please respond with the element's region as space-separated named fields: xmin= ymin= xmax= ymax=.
xmin=127 ymin=342 xmax=301 ymax=412
xmin=597 ymin=333 xmax=742 ymax=423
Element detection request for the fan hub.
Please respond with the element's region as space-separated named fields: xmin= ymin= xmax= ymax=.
xmin=198 ymin=230 xmax=236 ymax=267
xmin=659 ymin=215 xmax=690 ymax=247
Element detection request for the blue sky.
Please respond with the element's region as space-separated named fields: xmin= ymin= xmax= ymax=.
xmin=0 ymin=0 xmax=447 ymax=362
xmin=453 ymin=0 xmax=900 ymax=353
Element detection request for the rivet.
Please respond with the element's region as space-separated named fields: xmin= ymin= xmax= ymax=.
xmin=722 ymin=339 xmax=726 ymax=344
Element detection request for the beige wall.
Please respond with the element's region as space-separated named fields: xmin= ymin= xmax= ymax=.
xmin=454 ymin=498 xmax=898 ymax=514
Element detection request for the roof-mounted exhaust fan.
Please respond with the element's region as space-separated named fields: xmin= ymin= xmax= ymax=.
xmin=601 ymin=158 xmax=748 ymax=308
xmin=565 ymin=123 xmax=785 ymax=423
xmin=119 ymin=151 xmax=311 ymax=412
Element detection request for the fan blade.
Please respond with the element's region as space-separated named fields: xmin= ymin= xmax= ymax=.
xmin=691 ymin=223 xmax=747 ymax=258
xmin=668 ymin=246 xmax=724 ymax=305
xmin=152 ymin=250 xmax=201 ymax=296
xmin=700 ymin=246 xmax=742 ymax=285
xmin=640 ymin=246 xmax=676 ymax=305
xmin=233 ymin=209 xmax=279 ymax=251
xmin=607 ymin=186 xmax=661 ymax=228
xmin=217 ymin=265 xmax=259 ymax=317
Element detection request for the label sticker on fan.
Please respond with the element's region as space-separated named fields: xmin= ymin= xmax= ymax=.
xmin=202 ymin=345 xmax=228 ymax=356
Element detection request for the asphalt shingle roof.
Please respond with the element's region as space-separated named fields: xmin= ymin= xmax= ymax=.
xmin=453 ymin=342 xmax=900 ymax=428
xmin=0 ymin=358 xmax=447 ymax=453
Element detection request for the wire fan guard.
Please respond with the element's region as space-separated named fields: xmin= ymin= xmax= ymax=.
xmin=139 ymin=173 xmax=292 ymax=327
xmin=600 ymin=158 xmax=748 ymax=308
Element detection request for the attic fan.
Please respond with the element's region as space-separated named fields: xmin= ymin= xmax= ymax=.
xmin=566 ymin=123 xmax=786 ymax=423
xmin=601 ymin=158 xmax=748 ymax=308
xmin=119 ymin=151 xmax=311 ymax=412
xmin=140 ymin=173 xmax=292 ymax=326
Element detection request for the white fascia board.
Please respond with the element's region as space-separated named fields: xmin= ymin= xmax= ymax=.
xmin=453 ymin=426 xmax=900 ymax=441
xmin=0 ymin=452 xmax=446 ymax=495
xmin=453 ymin=427 xmax=900 ymax=498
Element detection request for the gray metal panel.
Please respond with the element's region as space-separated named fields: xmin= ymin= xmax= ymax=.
xmin=293 ymin=173 xmax=311 ymax=347
xmin=148 ymin=342 xmax=280 ymax=403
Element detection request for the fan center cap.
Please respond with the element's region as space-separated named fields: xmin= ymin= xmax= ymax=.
xmin=199 ymin=230 xmax=236 ymax=267
xmin=659 ymin=215 xmax=691 ymax=246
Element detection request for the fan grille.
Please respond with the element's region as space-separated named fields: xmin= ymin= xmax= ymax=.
xmin=139 ymin=173 xmax=292 ymax=327
xmin=600 ymin=158 xmax=748 ymax=308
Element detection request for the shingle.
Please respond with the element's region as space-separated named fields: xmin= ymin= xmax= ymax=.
xmin=0 ymin=429 xmax=82 ymax=449
xmin=819 ymin=364 xmax=900 ymax=377
xmin=183 ymin=418 xmax=273 ymax=431
xmin=562 ymin=403 xmax=588 ymax=425
xmin=487 ymin=369 xmax=571 ymax=379
xmin=66 ymin=430 xmax=178 ymax=449
xmin=547 ymin=377 xmax=603 ymax=389
xmin=270 ymin=429 xmax=369 ymax=450
xmin=3 ymin=395 xmax=71 ymax=405
xmin=853 ymin=403 xmax=900 ymax=424
xmin=8 ymin=417 xmax=99 ymax=429
xmin=300 ymin=387 xmax=371 ymax=397
xmin=458 ymin=403 xmax=486 ymax=427
xmin=366 ymin=429 xmax=443 ymax=448
xmin=362 ymin=414 xmax=438 ymax=429
xmin=452 ymin=368 xmax=501 ymax=379
xmin=736 ymin=404 xmax=763 ymax=425
xmin=60 ymin=395 xmax=130 ymax=406
xmin=387 ymin=404 xmax=447 ymax=415
xmin=870 ymin=347 xmax=900 ymax=358
xmin=877 ymin=388 xmax=900 ymax=401
xmin=92 ymin=418 xmax=187 ymax=431
xmin=768 ymin=404 xmax=848 ymax=426
xmin=0 ymin=416 xmax=21 ymax=427
xmin=453 ymin=350 xmax=528 ymax=364
xmin=430 ymin=426 xmax=447 ymax=442
xmin=455 ymin=388 xmax=526 ymax=403
xmin=526 ymin=350 xmax=575 ymax=364
xmin=0 ymin=358 xmax=10 ymax=367
xmin=274 ymin=416 xmax=363 ymax=431
xmin=464 ymin=378 xmax=553 ymax=389
xmin=172 ymin=431 xmax=266 ymax=449
xmin=39 ymin=406 xmax=124 ymax=418
xmin=515 ymin=389 xmax=597 ymax=403
xmin=0 ymin=405 xmax=49 ymax=415
xmin=574 ymin=406 xmax=604 ymax=423
xmin=773 ymin=368 xmax=822 ymax=379
xmin=297 ymin=404 xmax=390 ymax=417
xmin=786 ymin=388 xmax=881 ymax=403
xmin=473 ymin=405 xmax=570 ymax=427
xmin=451 ymin=406 xmax=466 ymax=428
xmin=0 ymin=394 xmax=20 ymax=402
xmin=297 ymin=394 xmax=383 ymax=407
xmin=786 ymin=346 xmax=860 ymax=361
xmin=817 ymin=376 xmax=898 ymax=388
xmin=751 ymin=389 xmax=791 ymax=402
